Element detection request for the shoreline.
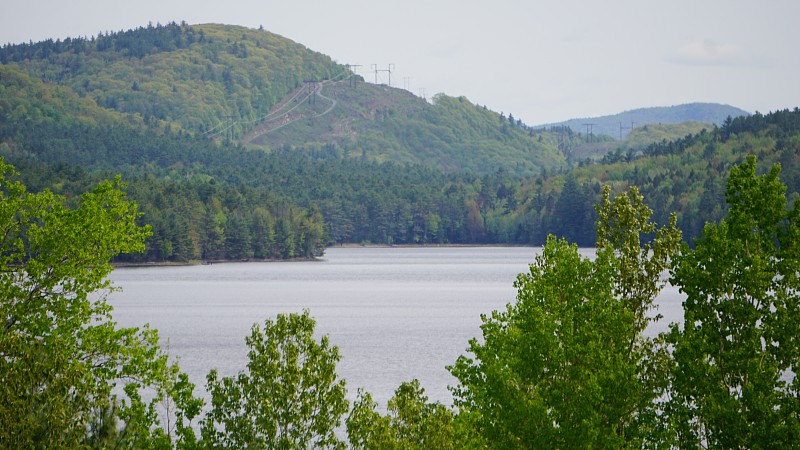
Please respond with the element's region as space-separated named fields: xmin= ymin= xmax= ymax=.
xmin=112 ymin=244 xmax=535 ymax=267
xmin=331 ymin=243 xmax=532 ymax=248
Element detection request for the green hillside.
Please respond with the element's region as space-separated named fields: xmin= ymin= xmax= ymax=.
xmin=1 ymin=22 xmax=345 ymax=135
xmin=1 ymin=22 xmax=568 ymax=176
xmin=509 ymin=109 xmax=800 ymax=246
xmin=620 ymin=121 xmax=712 ymax=150
xmin=2 ymin=22 xmax=798 ymax=256
xmin=244 ymin=81 xmax=567 ymax=175
xmin=0 ymin=39 xmax=524 ymax=252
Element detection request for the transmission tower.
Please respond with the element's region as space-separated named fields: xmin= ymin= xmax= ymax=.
xmin=583 ymin=123 xmax=596 ymax=142
xmin=371 ymin=64 xmax=394 ymax=86
xmin=345 ymin=64 xmax=361 ymax=88
xmin=304 ymin=80 xmax=317 ymax=105
xmin=223 ymin=115 xmax=234 ymax=141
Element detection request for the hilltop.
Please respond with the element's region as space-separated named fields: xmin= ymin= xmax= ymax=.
xmin=0 ymin=22 xmax=569 ymax=176
xmin=1 ymin=23 xmax=345 ymax=134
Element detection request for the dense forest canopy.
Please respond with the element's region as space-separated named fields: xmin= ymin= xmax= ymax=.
xmin=3 ymin=155 xmax=797 ymax=447
xmin=1 ymin=22 xmax=345 ymax=135
xmin=2 ymin=23 xmax=799 ymax=260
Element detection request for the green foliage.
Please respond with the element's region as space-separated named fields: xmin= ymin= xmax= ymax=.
xmin=202 ymin=310 xmax=349 ymax=449
xmin=252 ymin=83 xmax=566 ymax=176
xmin=450 ymin=186 xmax=680 ymax=448
xmin=1 ymin=22 xmax=344 ymax=135
xmin=667 ymin=155 xmax=800 ymax=447
xmin=520 ymin=108 xmax=800 ymax=246
xmin=0 ymin=159 xmax=201 ymax=448
xmin=347 ymin=381 xmax=456 ymax=450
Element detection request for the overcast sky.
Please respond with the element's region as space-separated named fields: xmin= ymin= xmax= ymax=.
xmin=3 ymin=0 xmax=798 ymax=124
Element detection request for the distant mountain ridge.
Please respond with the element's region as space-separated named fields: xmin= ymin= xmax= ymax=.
xmin=542 ymin=103 xmax=750 ymax=140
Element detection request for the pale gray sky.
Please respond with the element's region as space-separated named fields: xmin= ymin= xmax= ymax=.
xmin=3 ymin=0 xmax=798 ymax=124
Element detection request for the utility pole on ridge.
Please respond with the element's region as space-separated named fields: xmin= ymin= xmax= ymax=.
xmin=345 ymin=64 xmax=361 ymax=88
xmin=371 ymin=64 xmax=394 ymax=86
xmin=583 ymin=123 xmax=595 ymax=142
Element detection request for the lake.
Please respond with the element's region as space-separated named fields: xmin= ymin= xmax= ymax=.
xmin=107 ymin=246 xmax=684 ymax=408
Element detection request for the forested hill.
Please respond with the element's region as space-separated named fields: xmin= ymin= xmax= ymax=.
xmin=513 ymin=108 xmax=800 ymax=246
xmin=0 ymin=22 xmax=345 ymax=135
xmin=543 ymin=103 xmax=750 ymax=140
xmin=1 ymin=21 xmax=570 ymax=176
xmin=244 ymin=81 xmax=567 ymax=176
xmin=2 ymin=22 xmax=799 ymax=261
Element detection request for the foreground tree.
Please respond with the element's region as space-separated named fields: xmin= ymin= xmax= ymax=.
xmin=202 ymin=310 xmax=348 ymax=449
xmin=347 ymin=380 xmax=456 ymax=450
xmin=0 ymin=160 xmax=200 ymax=447
xmin=668 ymin=156 xmax=800 ymax=447
xmin=449 ymin=186 xmax=680 ymax=448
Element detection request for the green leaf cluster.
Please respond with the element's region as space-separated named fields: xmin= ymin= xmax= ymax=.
xmin=347 ymin=381 xmax=457 ymax=450
xmin=0 ymin=159 xmax=201 ymax=448
xmin=667 ymin=155 xmax=800 ymax=447
xmin=203 ymin=311 xmax=348 ymax=449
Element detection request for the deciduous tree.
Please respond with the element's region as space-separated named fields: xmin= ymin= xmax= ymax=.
xmin=347 ymin=380 xmax=455 ymax=450
xmin=202 ymin=310 xmax=348 ymax=449
xmin=450 ymin=185 xmax=680 ymax=448
xmin=667 ymin=155 xmax=800 ymax=447
xmin=0 ymin=160 xmax=200 ymax=448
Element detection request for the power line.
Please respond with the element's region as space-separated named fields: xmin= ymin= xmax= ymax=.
xmin=345 ymin=64 xmax=361 ymax=88
xmin=304 ymin=80 xmax=317 ymax=105
xmin=583 ymin=123 xmax=596 ymax=142
xmin=371 ymin=64 xmax=394 ymax=86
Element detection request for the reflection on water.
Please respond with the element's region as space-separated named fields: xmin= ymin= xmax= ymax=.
xmin=108 ymin=246 xmax=685 ymax=408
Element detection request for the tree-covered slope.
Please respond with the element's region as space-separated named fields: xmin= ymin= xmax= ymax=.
xmin=3 ymin=22 xmax=797 ymax=255
xmin=245 ymin=81 xmax=567 ymax=175
xmin=510 ymin=109 xmax=800 ymax=246
xmin=0 ymin=57 xmax=518 ymax=252
xmin=1 ymin=22 xmax=346 ymax=135
xmin=2 ymin=21 xmax=572 ymax=176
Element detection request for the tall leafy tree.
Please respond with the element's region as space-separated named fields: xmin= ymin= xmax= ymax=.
xmin=347 ymin=380 xmax=456 ymax=450
xmin=202 ymin=310 xmax=349 ymax=449
xmin=0 ymin=160 xmax=200 ymax=447
xmin=449 ymin=185 xmax=680 ymax=448
xmin=667 ymin=155 xmax=800 ymax=447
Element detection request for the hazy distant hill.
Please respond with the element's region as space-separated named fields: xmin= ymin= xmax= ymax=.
xmin=542 ymin=103 xmax=750 ymax=140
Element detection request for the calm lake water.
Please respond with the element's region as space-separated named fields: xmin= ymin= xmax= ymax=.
xmin=108 ymin=246 xmax=685 ymax=408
